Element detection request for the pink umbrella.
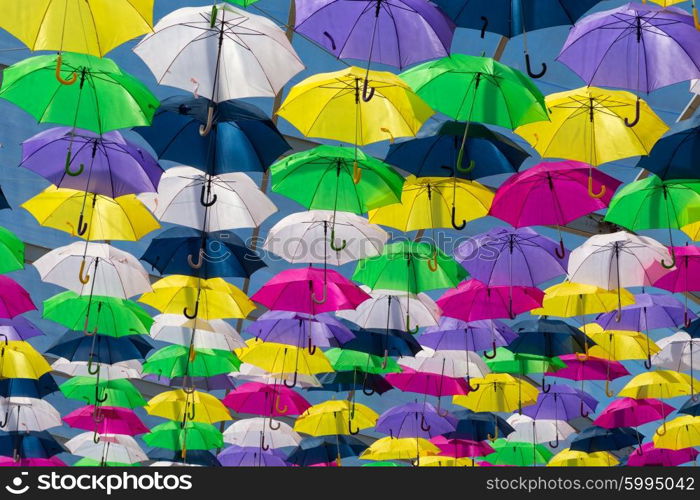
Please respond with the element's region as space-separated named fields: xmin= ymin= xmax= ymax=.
xmin=63 ymin=406 xmax=149 ymax=436
xmin=251 ymin=267 xmax=371 ymax=315
xmin=430 ymin=436 xmax=494 ymax=458
xmin=594 ymin=398 xmax=675 ymax=429
xmin=222 ymin=382 xmax=310 ymax=417
xmin=385 ymin=367 xmax=470 ymax=397
xmin=0 ymin=276 xmax=36 ymax=318
xmin=650 ymin=246 xmax=700 ymax=327
xmin=0 ymin=456 xmax=66 ymax=467
xmin=436 ymin=279 xmax=543 ymax=321
xmin=627 ymin=443 xmax=699 ymax=466
xmin=547 ymin=354 xmax=630 ymax=402
xmin=489 ymin=161 xmax=622 ymax=255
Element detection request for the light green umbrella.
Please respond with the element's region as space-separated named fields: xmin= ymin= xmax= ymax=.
xmin=144 ymin=421 xmax=223 ymax=452
xmin=482 ymin=438 xmax=553 ymax=466
xmin=143 ymin=345 xmax=241 ymax=378
xmin=0 ymin=227 xmax=24 ymax=273
xmin=484 ymin=348 xmax=566 ymax=375
xmin=74 ymin=458 xmax=140 ymax=467
xmin=325 ymin=348 xmax=401 ymax=375
xmin=60 ymin=377 xmax=147 ymax=408
xmin=224 ymin=0 xmax=260 ymax=6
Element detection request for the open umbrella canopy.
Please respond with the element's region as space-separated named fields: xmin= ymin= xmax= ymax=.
xmin=619 ymin=370 xmax=700 ymax=399
xmin=0 ymin=431 xmax=64 ymax=459
xmin=421 ymin=318 xmax=517 ymax=353
xmin=437 ymin=279 xmax=544 ymax=321
xmin=570 ymin=426 xmax=643 ymax=453
xmin=548 ymin=448 xmax=618 ymax=467
xmin=223 ymin=382 xmax=310 ymax=417
xmin=0 ymin=342 xmax=52 ymax=379
xmin=143 ymin=345 xmax=241 ymax=378
xmin=532 ymin=282 xmax=635 ymax=318
xmin=0 ymin=276 xmax=35 ymax=319
xmin=594 ymin=397 xmax=674 ymax=429
xmin=63 ymin=406 xmax=149 ymax=435
xmin=145 ymin=389 xmax=231 ymax=424
xmin=236 ymin=339 xmax=333 ymax=378
xmin=295 ymin=400 xmax=378 ymax=436
xmin=246 ymin=311 xmax=354 ymax=349
xmin=46 ymin=330 xmax=152 ymax=364
xmin=638 ymin=114 xmax=700 ymax=180
xmin=59 ymin=377 xmax=146 ymax=409
xmin=627 ymin=442 xmax=699 ymax=467
xmin=288 ymin=435 xmax=367 ymax=466
xmin=360 ymin=436 xmax=439 ymax=461
xmin=145 ymin=421 xmax=223 ymax=452
xmin=453 ymin=373 xmax=539 ymax=413
xmin=482 ymin=439 xmax=553 ymax=466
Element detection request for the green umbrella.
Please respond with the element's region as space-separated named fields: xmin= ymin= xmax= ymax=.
xmin=362 ymin=461 xmax=409 ymax=467
xmin=271 ymin=145 xmax=405 ymax=214
xmin=482 ymin=439 xmax=553 ymax=466
xmin=325 ymin=348 xmax=401 ymax=375
xmin=0 ymin=52 xmax=159 ymax=133
xmin=60 ymin=377 xmax=147 ymax=408
xmin=43 ymin=291 xmax=153 ymax=337
xmin=0 ymin=227 xmax=24 ymax=273
xmin=400 ymin=55 xmax=548 ymax=129
xmin=144 ymin=421 xmax=223 ymax=452
xmin=484 ymin=348 xmax=566 ymax=375
xmin=353 ymin=241 xmax=467 ymax=294
xmin=142 ymin=345 xmax=241 ymax=378
xmin=224 ymin=0 xmax=259 ymax=5
xmin=74 ymin=458 xmax=140 ymax=467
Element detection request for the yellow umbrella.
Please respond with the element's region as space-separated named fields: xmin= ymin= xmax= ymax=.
xmin=294 ymin=400 xmax=378 ymax=436
xmin=515 ymin=87 xmax=668 ymax=166
xmin=0 ymin=0 xmax=154 ymax=57
xmin=0 ymin=341 xmax=52 ymax=379
xmin=145 ymin=389 xmax=230 ymax=424
xmin=618 ymin=370 xmax=700 ymax=399
xmin=139 ymin=275 xmax=255 ymax=320
xmin=531 ymin=282 xmax=634 ymax=317
xmin=453 ymin=373 xmax=539 ymax=415
xmin=21 ymin=186 xmax=159 ymax=241
xmin=277 ymin=66 xmax=433 ymax=146
xmin=368 ymin=175 xmax=493 ymax=231
xmin=416 ymin=456 xmax=475 ymax=467
xmin=360 ymin=436 xmax=439 ymax=461
xmin=682 ymin=220 xmax=700 ymax=241
xmin=585 ymin=323 xmax=660 ymax=362
xmin=653 ymin=415 xmax=700 ymax=450
xmin=547 ymin=448 xmax=619 ymax=467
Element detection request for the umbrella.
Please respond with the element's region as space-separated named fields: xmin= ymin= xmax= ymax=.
xmin=132 ymin=95 xmax=290 ymax=174
xmin=375 ymin=402 xmax=456 ymax=438
xmin=386 ymin=367 xmax=470 ymax=398
xmin=149 ymin=314 xmax=246 ymax=351
xmin=0 ymin=228 xmax=23 ymax=274
xmin=53 ymin=358 xmax=141 ymax=379
xmin=548 ymin=448 xmax=618 ymax=467
xmin=295 ymin=400 xmax=378 ymax=436
xmin=680 ymin=396 xmax=700 ymax=416
xmin=421 ymin=318 xmax=517 ymax=354
xmin=294 ymin=0 xmax=454 ymax=68
xmin=570 ymin=426 xmax=643 ymax=453
xmin=147 ymin=449 xmax=220 ymax=467
xmin=326 ymin=348 xmax=401 ymax=375
xmin=586 ymin=324 xmax=659 ymax=363
xmin=507 ymin=319 xmax=593 ymax=366
xmin=398 ymin=348 xmax=488 ymax=380
xmin=310 ymin=371 xmax=393 ymax=395
xmin=482 ymin=439 xmax=553 ymax=466
xmin=145 ymin=167 xmax=277 ymax=231
xmin=34 ymin=242 xmax=151 ymax=299
xmin=0 ymin=342 xmax=52 ymax=379
xmin=619 ymin=370 xmax=700 ymax=399
xmin=0 ymin=276 xmax=35 ymax=318
xmin=143 ymin=345 xmax=240 ymax=378
xmin=264 ymin=210 xmax=388 ymax=266
xmin=0 ymin=53 xmax=159 ymax=133
xmin=638 ymin=114 xmax=700 ymax=180
xmin=288 ymin=435 xmax=367 ymax=466
xmin=46 ymin=331 xmax=152 ymax=365
xmin=594 ymin=398 xmax=674 ymax=429
xmin=453 ymin=373 xmax=539 ymax=414
xmin=652 ymin=332 xmax=700 ymax=394
xmin=247 ymin=311 xmax=354 ymax=349
xmin=145 ymin=389 xmax=231 ymax=425
xmin=145 ymin=421 xmax=223 ymax=453
xmin=505 ymin=414 xmax=576 ymax=444
xmin=0 ymin=376 xmax=58 ymax=399
xmin=134 ymin=3 xmax=303 ymax=104
xmin=0 ymin=457 xmax=65 ymax=467
xmin=557 ymin=3 xmax=700 ymax=93
xmin=522 ymin=384 xmax=598 ymax=424
xmin=66 ymin=433 xmax=147 ymax=464
xmin=223 ymin=418 xmax=301 ymax=449
xmin=222 ymin=382 xmax=310 ymax=417
xmin=63 ymin=406 xmax=149 ymax=437
xmin=627 ymin=442 xmax=699 ymax=466
xmin=532 ymin=282 xmax=635 ymax=319
xmin=21 ymin=127 xmax=162 ymax=197
xmin=144 ymin=374 xmax=235 ymax=392
xmin=141 ymin=227 xmax=266 ymax=279
xmin=0 ymin=398 xmax=61 ymax=432
xmin=515 ymin=87 xmax=668 ymax=165
xmin=548 ymin=355 xmax=629 ymax=402
xmin=385 ymin=120 xmax=529 ymax=180
xmin=651 ymin=246 xmax=700 ymax=294
xmin=416 ymin=456 xmax=475 ymax=466
xmin=484 ymin=349 xmax=565 ymax=377
xmin=277 ymin=66 xmax=433 ymax=145
xmin=22 ymin=186 xmax=159 ymax=241
xmin=447 ymin=410 xmax=515 ymax=442
xmin=360 ymin=436 xmax=439 ymax=462
xmin=0 ymin=317 xmax=42 ymax=342
xmin=430 ymin=436 xmax=494 ymax=458
xmin=340 ymin=327 xmax=422 ymax=358
xmin=217 ymin=445 xmax=289 ymax=467
xmin=596 ymin=293 xmax=694 ymax=332
xmin=60 ymin=376 xmax=145 ymax=409
xmin=437 ymin=279 xmax=544 ymax=321
xmin=367 ymin=175 xmax=494 ymax=231
xmin=0 ymin=432 xmax=64 ymax=460
xmin=0 ymin=0 xmax=153 ymax=56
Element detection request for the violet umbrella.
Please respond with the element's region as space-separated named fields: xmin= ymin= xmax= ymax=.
xmin=63 ymin=406 xmax=149 ymax=441
xmin=0 ymin=277 xmax=35 ymax=319
xmin=627 ymin=442 xmax=699 ymax=466
xmin=489 ymin=161 xmax=622 ymax=254
xmin=375 ymin=402 xmax=456 ymax=439
xmin=294 ymin=0 xmax=455 ymax=69
xmin=250 ymin=267 xmax=371 ymax=315
xmin=0 ymin=317 xmax=43 ymax=342
xmin=436 ymin=279 xmax=544 ymax=322
xmin=217 ymin=445 xmax=289 ymax=467
xmin=21 ymin=127 xmax=163 ymax=197
xmin=420 ymin=318 xmax=517 ymax=358
xmin=522 ymin=384 xmax=598 ymax=441
xmin=455 ymin=226 xmax=569 ymax=287
xmin=557 ymin=3 xmax=700 ymax=94
xmin=547 ymin=354 xmax=630 ymax=406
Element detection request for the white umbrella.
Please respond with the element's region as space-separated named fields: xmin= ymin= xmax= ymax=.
xmin=150 ymin=461 xmax=202 ymax=467
xmin=142 ymin=166 xmax=277 ymax=230
xmin=653 ymin=332 xmax=700 ymax=390
xmin=230 ymin=364 xmax=322 ymax=388
xmin=33 ymin=242 xmax=151 ymax=299
xmin=66 ymin=433 xmax=147 ymax=464
xmin=134 ymin=4 xmax=303 ymax=104
xmin=150 ymin=314 xmax=246 ymax=350
xmin=51 ymin=358 xmax=143 ymax=379
xmin=0 ymin=397 xmax=61 ymax=432
xmin=506 ymin=414 xmax=576 ymax=448
xmin=337 ymin=286 xmax=440 ymax=332
xmin=223 ymin=417 xmax=301 ymax=449
xmin=398 ymin=347 xmax=489 ymax=380
xmin=264 ymin=210 xmax=388 ymax=266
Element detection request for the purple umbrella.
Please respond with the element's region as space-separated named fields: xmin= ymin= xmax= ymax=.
xmin=294 ymin=0 xmax=455 ymax=70
xmin=21 ymin=127 xmax=163 ymax=198
xmin=375 ymin=402 xmax=456 ymax=438
xmin=420 ymin=318 xmax=517 ymax=355
xmin=455 ymin=227 xmax=569 ymax=287
xmin=557 ymin=3 xmax=700 ymax=93
xmin=217 ymin=446 xmax=289 ymax=467
xmin=245 ymin=311 xmax=355 ymax=350
xmin=0 ymin=317 xmax=43 ymax=341
xmin=596 ymin=293 xmax=695 ymax=332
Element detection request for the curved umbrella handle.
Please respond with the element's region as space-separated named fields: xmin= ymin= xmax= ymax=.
xmin=643 ymin=353 xmax=653 ymax=370
xmin=0 ymin=333 xmax=7 ymax=347
xmin=274 ymin=394 xmax=288 ymax=415
xmin=480 ymin=16 xmax=488 ymax=38
xmin=187 ymin=402 xmax=196 ymax=422
xmin=329 ymin=227 xmax=347 ymax=252
xmin=187 ymin=249 xmax=204 ymax=269
xmin=541 ymin=378 xmax=551 ymax=393
xmin=405 ymin=315 xmax=419 ymax=334
xmin=624 ymin=99 xmax=640 ymax=128
xmin=362 ymin=78 xmax=375 ymax=103
xmin=483 ymin=341 xmax=498 ymax=359
xmin=64 ymin=150 xmax=84 ymax=176
xmin=183 ymin=302 xmax=199 ymax=319
xmin=200 ymin=183 xmax=217 ymax=207
xmin=605 ymin=379 xmax=614 ymax=398
xmin=580 ymin=401 xmax=590 ymax=418
xmin=661 ymin=250 xmax=676 ymax=269
xmin=209 ymin=4 xmax=218 ymax=27
xmin=436 ymin=398 xmax=450 ymax=417
xmin=525 ymin=53 xmax=547 ymax=79
xmin=260 ymin=434 xmax=270 ymax=451
xmin=451 ymin=206 xmax=466 ymax=231
xmin=0 ymin=408 xmax=9 ymax=428
xmin=348 ymin=419 xmax=361 ymax=435
xmin=311 ymin=282 xmax=327 ymax=305
xmin=352 ymin=161 xmax=362 ymax=184
xmin=456 ymin=158 xmax=475 ymax=174
xmin=283 ymin=371 xmax=298 ymax=388
xmin=322 ymin=31 xmax=337 ymax=50
xmin=55 ymin=54 xmax=77 ymax=85
xmin=554 ymin=239 xmax=566 ymax=259
xmin=685 ymin=311 xmax=693 ymax=329
xmin=269 ymin=418 xmax=281 ymax=430
xmin=199 ymin=105 xmax=214 ymax=136
xmin=77 ymin=214 xmax=88 ymax=236
xmin=307 ymin=337 xmax=317 ymax=356
xmin=419 ymin=414 xmax=431 ymax=432
xmin=655 ymin=420 xmax=667 ymax=436
xmin=93 ymin=408 xmax=105 ymax=424
xmin=78 ymin=259 xmax=90 ymax=285
xmin=87 ymin=354 xmax=100 ymax=375
xmin=362 ymin=377 xmax=375 ymax=396
xmin=427 ymin=250 xmax=438 ymax=272
xmin=487 ymin=426 xmax=498 ymax=442
xmin=92 ymin=430 xmax=101 ymax=444
xmin=548 ymin=436 xmax=559 ymax=449
xmin=466 ymin=377 xmax=480 ymax=392
xmin=182 ymin=374 xmax=196 ymax=394
xmin=95 ymin=387 xmax=109 ymax=403
xmin=587 ymin=175 xmax=606 ymax=199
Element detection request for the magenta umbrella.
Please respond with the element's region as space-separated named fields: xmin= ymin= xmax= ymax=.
xmin=650 ymin=246 xmax=700 ymax=293
xmin=0 ymin=276 xmax=36 ymax=319
xmin=63 ymin=406 xmax=149 ymax=436
xmin=627 ymin=443 xmax=699 ymax=467
xmin=436 ymin=279 xmax=543 ymax=321
xmin=593 ymin=398 xmax=675 ymax=429
xmin=547 ymin=354 xmax=630 ymax=404
xmin=385 ymin=367 xmax=469 ymax=397
xmin=222 ymin=382 xmax=310 ymax=418
xmin=430 ymin=436 xmax=494 ymax=458
xmin=489 ymin=161 xmax=622 ymax=254
xmin=251 ymin=267 xmax=371 ymax=315
xmin=0 ymin=456 xmax=66 ymax=467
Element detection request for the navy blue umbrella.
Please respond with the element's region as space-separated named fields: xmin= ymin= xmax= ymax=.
xmin=682 ymin=318 xmax=700 ymax=339
xmin=386 ymin=120 xmax=528 ymax=180
xmin=0 ymin=187 xmax=9 ymax=210
xmin=287 ymin=435 xmax=367 ymax=466
xmin=147 ymin=449 xmax=221 ymax=467
xmin=637 ymin=114 xmax=700 ymax=180
xmin=141 ymin=227 xmax=266 ymax=279
xmin=0 ymin=431 xmax=64 ymax=459
xmin=0 ymin=375 xmax=58 ymax=399
xmin=447 ymin=410 xmax=515 ymax=442
xmin=569 ymin=426 xmax=643 ymax=453
xmin=46 ymin=331 xmax=153 ymax=364
xmin=341 ymin=327 xmax=423 ymax=357
xmin=309 ymin=371 xmax=393 ymax=395
xmin=509 ymin=318 xmax=593 ymax=356
xmin=679 ymin=397 xmax=700 ymax=417
xmin=133 ymin=95 xmax=290 ymax=174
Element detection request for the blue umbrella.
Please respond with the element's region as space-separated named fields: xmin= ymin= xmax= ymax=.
xmin=637 ymin=114 xmax=700 ymax=180
xmin=509 ymin=318 xmax=592 ymax=357
xmin=309 ymin=371 xmax=393 ymax=395
xmin=141 ymin=227 xmax=266 ymax=279
xmin=147 ymin=449 xmax=221 ymax=467
xmin=447 ymin=410 xmax=515 ymax=441
xmin=132 ymin=95 xmax=290 ymax=174
xmin=683 ymin=318 xmax=700 ymax=339
xmin=287 ymin=435 xmax=367 ymax=466
xmin=341 ymin=327 xmax=423 ymax=357
xmin=0 ymin=375 xmax=59 ymax=399
xmin=569 ymin=426 xmax=643 ymax=453
xmin=386 ymin=120 xmax=528 ymax=180
xmin=46 ymin=331 xmax=153 ymax=365
xmin=678 ymin=397 xmax=700 ymax=417
xmin=0 ymin=431 xmax=64 ymax=459
xmin=0 ymin=187 xmax=9 ymax=210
